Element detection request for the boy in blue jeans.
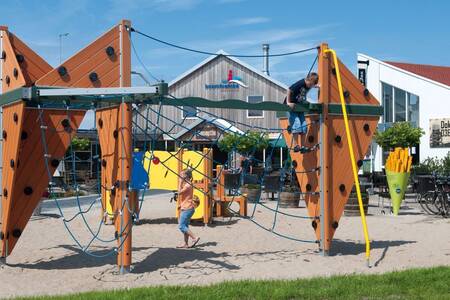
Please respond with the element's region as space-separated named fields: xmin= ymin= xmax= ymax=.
xmin=285 ymin=72 xmax=319 ymax=152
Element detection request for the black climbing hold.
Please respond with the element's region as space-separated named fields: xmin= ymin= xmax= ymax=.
xmin=0 ymin=50 xmax=5 ymax=59
xmin=357 ymin=160 xmax=363 ymax=168
xmin=308 ymin=135 xmax=314 ymax=143
xmin=21 ymin=130 xmax=28 ymax=140
xmin=16 ymin=54 xmax=24 ymax=63
xmin=311 ymin=220 xmax=317 ymax=229
xmin=332 ymin=68 xmax=336 ymax=75
xmin=343 ymin=90 xmax=350 ymax=98
xmin=10 ymin=159 xmax=14 ymax=168
xmin=113 ymin=129 xmax=118 ymax=139
xmin=12 ymin=228 xmax=21 ymax=238
xmin=24 ymin=186 xmax=33 ymax=195
xmin=306 ymin=184 xmax=312 ymax=191
xmin=0 ymin=231 xmax=4 ymax=240
xmin=106 ymin=46 xmax=115 ymax=57
xmin=363 ymin=88 xmax=370 ymax=96
xmin=13 ymin=113 xmax=18 ymax=123
xmin=332 ymin=221 xmax=339 ymax=229
xmin=114 ymin=231 xmax=119 ymax=239
xmin=89 ymin=72 xmax=98 ymax=82
xmin=13 ymin=68 xmax=18 ymax=78
xmin=58 ymin=66 xmax=67 ymax=77
xmin=51 ymin=159 xmax=60 ymax=168
xmin=114 ymin=181 xmax=120 ymax=188
xmin=335 ymin=135 xmax=342 ymax=143
xmin=5 ymin=75 xmax=10 ymax=85
xmin=2 ymin=130 xmax=7 ymax=139
xmin=339 ymin=184 xmax=345 ymax=192
xmin=292 ymin=160 xmax=298 ymax=168
xmin=363 ymin=123 xmax=370 ymax=132
xmin=98 ymin=118 xmax=103 ymax=129
xmin=102 ymin=159 xmax=107 ymax=167
xmin=3 ymin=189 xmax=7 ymax=197
xmin=61 ymin=118 xmax=70 ymax=128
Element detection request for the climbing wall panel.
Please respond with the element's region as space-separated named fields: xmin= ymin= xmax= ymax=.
xmin=280 ymin=116 xmax=321 ymax=227
xmin=8 ymin=33 xmax=52 ymax=86
xmin=0 ymin=29 xmax=26 ymax=93
xmin=1 ymin=108 xmax=84 ymax=255
xmin=36 ymin=24 xmax=121 ymax=88
xmin=0 ymin=102 xmax=25 ymax=256
xmin=328 ymin=116 xmax=378 ymax=229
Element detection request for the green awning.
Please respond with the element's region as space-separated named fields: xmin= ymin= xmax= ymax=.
xmin=269 ymin=138 xmax=287 ymax=148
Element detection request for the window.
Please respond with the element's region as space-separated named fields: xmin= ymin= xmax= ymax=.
xmin=381 ymin=82 xmax=419 ymax=125
xmin=394 ymin=87 xmax=406 ymax=122
xmin=407 ymin=93 xmax=419 ymax=126
xmin=382 ymin=82 xmax=393 ymax=123
xmin=182 ymin=105 xmax=197 ymax=118
xmin=247 ymin=95 xmax=264 ymax=118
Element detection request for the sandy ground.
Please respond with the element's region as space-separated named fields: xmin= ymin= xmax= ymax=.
xmin=0 ymin=192 xmax=449 ymax=299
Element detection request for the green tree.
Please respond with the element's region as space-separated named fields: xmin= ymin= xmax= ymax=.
xmin=374 ymin=122 xmax=424 ymax=149
xmin=218 ymin=131 xmax=269 ymax=155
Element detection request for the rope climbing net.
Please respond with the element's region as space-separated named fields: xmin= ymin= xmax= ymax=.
xmin=35 ymin=30 xmax=323 ymax=259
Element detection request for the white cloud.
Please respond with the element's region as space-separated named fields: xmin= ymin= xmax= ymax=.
xmin=221 ymin=17 xmax=271 ymax=27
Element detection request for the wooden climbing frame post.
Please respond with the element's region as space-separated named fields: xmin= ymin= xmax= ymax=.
xmin=318 ymin=43 xmax=331 ymax=255
xmin=115 ymin=20 xmax=135 ymax=274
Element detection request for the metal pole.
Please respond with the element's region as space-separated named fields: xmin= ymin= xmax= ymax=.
xmin=319 ymin=112 xmax=325 ymax=255
xmin=280 ymin=147 xmax=283 ymax=168
xmin=58 ymin=33 xmax=69 ymax=64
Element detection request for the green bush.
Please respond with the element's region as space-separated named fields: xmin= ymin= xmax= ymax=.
xmin=218 ymin=131 xmax=269 ymax=155
xmin=374 ymin=122 xmax=424 ymax=149
xmin=71 ymin=137 xmax=90 ymax=151
xmin=412 ymin=152 xmax=450 ymax=175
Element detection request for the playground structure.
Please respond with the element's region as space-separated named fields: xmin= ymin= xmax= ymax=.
xmin=0 ymin=20 xmax=382 ymax=272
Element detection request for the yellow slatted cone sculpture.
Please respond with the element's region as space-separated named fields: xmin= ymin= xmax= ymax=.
xmin=385 ymin=148 xmax=412 ymax=215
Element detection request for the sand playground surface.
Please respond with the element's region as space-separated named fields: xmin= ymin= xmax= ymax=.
xmin=0 ymin=192 xmax=449 ymax=298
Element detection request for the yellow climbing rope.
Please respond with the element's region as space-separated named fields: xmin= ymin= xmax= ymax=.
xmin=324 ymin=49 xmax=371 ymax=266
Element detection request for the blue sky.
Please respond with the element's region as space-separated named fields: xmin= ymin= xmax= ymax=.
xmin=2 ymin=0 xmax=449 ymax=88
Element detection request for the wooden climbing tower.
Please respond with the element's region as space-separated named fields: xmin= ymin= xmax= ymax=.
xmin=280 ymin=43 xmax=381 ymax=254
xmin=0 ymin=20 xmax=145 ymax=273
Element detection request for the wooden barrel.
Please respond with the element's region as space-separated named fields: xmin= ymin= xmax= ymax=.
xmin=344 ymin=192 xmax=369 ymax=216
xmin=279 ymin=191 xmax=300 ymax=208
xmin=241 ymin=186 xmax=262 ymax=203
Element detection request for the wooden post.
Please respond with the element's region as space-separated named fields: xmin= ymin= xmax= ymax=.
xmin=318 ymin=43 xmax=331 ymax=255
xmin=115 ymin=20 xmax=134 ymax=273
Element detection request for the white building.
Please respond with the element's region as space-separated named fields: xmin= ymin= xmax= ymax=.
xmin=357 ymin=53 xmax=450 ymax=171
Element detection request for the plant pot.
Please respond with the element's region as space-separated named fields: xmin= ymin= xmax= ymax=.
xmin=224 ymin=172 xmax=241 ymax=190
xmin=241 ymin=186 xmax=261 ymax=203
xmin=279 ymin=191 xmax=300 ymax=208
xmin=264 ymin=175 xmax=281 ymax=193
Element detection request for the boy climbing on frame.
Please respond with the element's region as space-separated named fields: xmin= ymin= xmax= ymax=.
xmin=284 ymin=72 xmax=319 ymax=153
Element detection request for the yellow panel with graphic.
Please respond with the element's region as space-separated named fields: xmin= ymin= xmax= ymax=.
xmin=145 ymin=151 xmax=179 ymax=190
xmin=144 ymin=150 xmax=210 ymax=221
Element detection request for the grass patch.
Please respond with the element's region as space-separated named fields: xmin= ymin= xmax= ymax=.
xmin=16 ymin=266 xmax=450 ymax=300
